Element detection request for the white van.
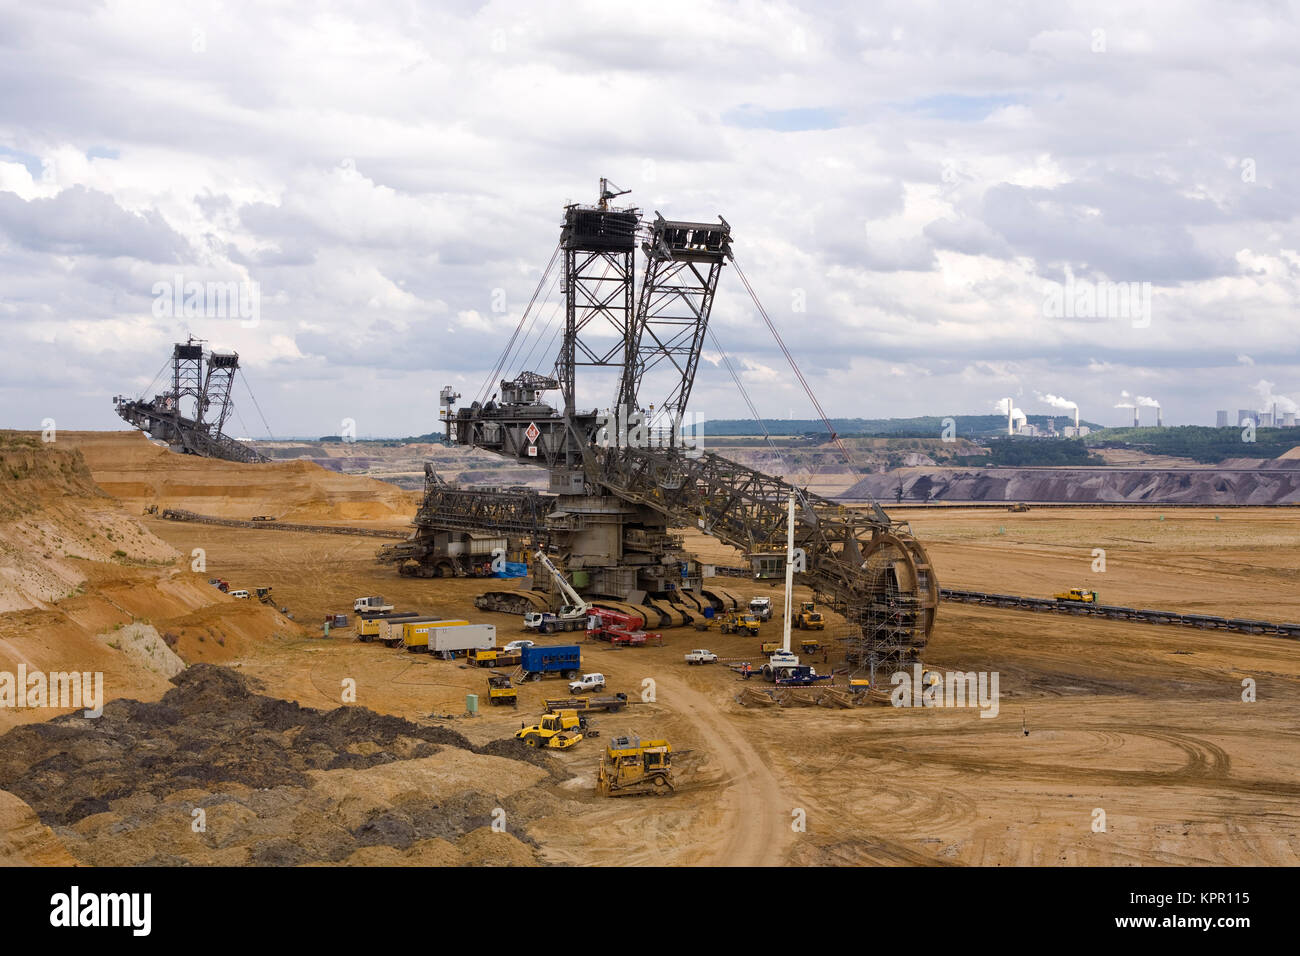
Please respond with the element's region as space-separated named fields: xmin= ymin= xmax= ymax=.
xmin=229 ymin=589 xmax=250 ymax=600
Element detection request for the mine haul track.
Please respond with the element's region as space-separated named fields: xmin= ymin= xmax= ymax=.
xmin=940 ymin=588 xmax=1300 ymax=639
xmin=710 ymin=567 xmax=1299 ymax=639
xmin=158 ymin=508 xmax=409 ymax=539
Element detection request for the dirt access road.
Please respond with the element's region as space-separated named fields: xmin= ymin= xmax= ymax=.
xmin=653 ymin=672 xmax=793 ymax=866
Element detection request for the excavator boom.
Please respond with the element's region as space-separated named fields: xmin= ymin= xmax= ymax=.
xmin=595 ymin=446 xmax=937 ymax=659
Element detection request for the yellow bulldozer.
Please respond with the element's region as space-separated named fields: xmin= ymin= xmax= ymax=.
xmin=596 ymin=736 xmax=674 ymax=797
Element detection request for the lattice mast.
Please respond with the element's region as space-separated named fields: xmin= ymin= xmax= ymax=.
xmin=622 ymin=212 xmax=731 ymax=438
xmin=557 ymin=178 xmax=639 ymax=430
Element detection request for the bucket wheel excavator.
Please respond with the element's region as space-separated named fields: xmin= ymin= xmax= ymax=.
xmin=415 ymin=180 xmax=938 ymax=665
xmin=113 ymin=336 xmax=269 ymax=463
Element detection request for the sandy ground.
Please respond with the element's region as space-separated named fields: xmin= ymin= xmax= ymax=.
xmin=3 ymin=433 xmax=1298 ymax=866
xmin=905 ymin=506 xmax=1300 ymax=621
xmin=59 ymin=431 xmax=419 ymax=526
xmin=128 ymin=507 xmax=1300 ymax=866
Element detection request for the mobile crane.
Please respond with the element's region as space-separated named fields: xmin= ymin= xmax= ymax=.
xmin=523 ymin=550 xmax=591 ymax=633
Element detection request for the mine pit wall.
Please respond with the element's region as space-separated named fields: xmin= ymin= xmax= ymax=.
xmin=846 ymin=463 xmax=1300 ymax=506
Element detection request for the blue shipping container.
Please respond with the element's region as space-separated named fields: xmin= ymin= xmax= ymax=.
xmin=496 ymin=561 xmax=528 ymax=578
xmin=520 ymin=644 xmax=582 ymax=673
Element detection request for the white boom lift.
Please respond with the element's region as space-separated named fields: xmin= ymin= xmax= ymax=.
xmin=524 ymin=550 xmax=592 ymax=632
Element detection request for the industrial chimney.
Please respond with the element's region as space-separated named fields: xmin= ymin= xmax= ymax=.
xmin=1133 ymin=407 xmax=1140 ymax=428
xmin=1007 ymin=399 xmax=1013 ymax=436
xmin=1156 ymin=406 xmax=1162 ymax=428
xmin=1074 ymin=407 xmax=1080 ymax=429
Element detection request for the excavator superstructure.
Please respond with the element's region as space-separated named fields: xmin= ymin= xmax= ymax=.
xmin=398 ymin=181 xmax=938 ymax=666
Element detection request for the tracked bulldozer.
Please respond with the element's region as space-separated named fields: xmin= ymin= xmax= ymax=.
xmin=596 ymin=736 xmax=674 ymax=797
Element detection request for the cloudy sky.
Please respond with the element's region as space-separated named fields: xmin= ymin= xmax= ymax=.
xmin=1 ymin=0 xmax=1298 ymax=438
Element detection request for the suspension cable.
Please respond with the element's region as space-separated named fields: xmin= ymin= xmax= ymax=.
xmin=729 ymin=255 xmax=885 ymax=516
xmin=513 ymin=268 xmax=564 ymax=376
xmin=704 ymin=326 xmax=812 ymax=510
xmin=238 ymin=369 xmax=275 ymax=440
xmin=138 ymin=357 xmax=170 ymax=400
xmin=475 ymin=241 xmax=561 ymax=405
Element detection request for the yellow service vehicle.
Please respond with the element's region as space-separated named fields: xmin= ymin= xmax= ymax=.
xmin=596 ymin=736 xmax=674 ymax=797
xmin=792 ymin=601 xmax=825 ymax=630
xmin=799 ymin=638 xmax=822 ymax=655
xmin=487 ymin=674 xmax=518 ymax=707
xmin=1054 ymin=587 xmax=1098 ymax=604
xmin=515 ymin=710 xmax=585 ymax=749
xmin=719 ymin=612 xmax=762 ymax=636
xmin=694 ymin=611 xmax=759 ymax=635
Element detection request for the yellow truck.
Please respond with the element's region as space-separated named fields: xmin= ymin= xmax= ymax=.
xmin=1054 ymin=587 xmax=1098 ymax=604
xmin=719 ymin=612 xmax=762 ymax=636
xmin=515 ymin=710 xmax=586 ymax=749
xmin=596 ymin=736 xmax=674 ymax=797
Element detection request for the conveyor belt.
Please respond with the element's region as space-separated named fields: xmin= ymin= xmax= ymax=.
xmin=940 ymin=588 xmax=1300 ymax=639
xmin=712 ymin=566 xmax=1300 ymax=639
xmin=159 ymin=508 xmax=408 ymax=539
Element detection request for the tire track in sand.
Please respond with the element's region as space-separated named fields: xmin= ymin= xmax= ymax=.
xmin=655 ymin=673 xmax=792 ymax=866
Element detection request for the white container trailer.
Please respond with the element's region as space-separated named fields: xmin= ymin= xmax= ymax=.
xmin=418 ymin=622 xmax=497 ymax=656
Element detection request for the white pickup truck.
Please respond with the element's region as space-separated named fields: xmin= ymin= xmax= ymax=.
xmin=354 ymin=595 xmax=394 ymax=614
xmin=684 ymin=649 xmax=718 ymax=665
xmin=568 ymin=673 xmax=606 ymax=694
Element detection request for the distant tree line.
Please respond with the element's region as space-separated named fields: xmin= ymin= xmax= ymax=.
xmin=1086 ymin=426 xmax=1300 ymax=463
xmin=984 ymin=438 xmax=1103 ymax=466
